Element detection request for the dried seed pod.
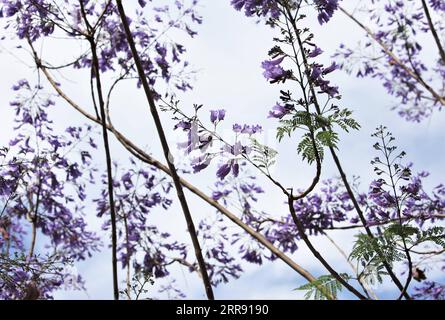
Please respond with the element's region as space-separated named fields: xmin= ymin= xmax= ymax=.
xmin=412 ymin=268 xmax=427 ymax=282
xmin=22 ymin=281 xmax=40 ymax=300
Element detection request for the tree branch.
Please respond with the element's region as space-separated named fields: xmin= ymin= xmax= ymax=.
xmin=114 ymin=0 xmax=214 ymax=300
xmin=339 ymin=6 xmax=445 ymax=106
xmin=421 ymin=0 xmax=445 ymax=64
xmin=288 ymin=196 xmax=367 ymax=300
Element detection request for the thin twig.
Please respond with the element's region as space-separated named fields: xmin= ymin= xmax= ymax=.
xmin=79 ymin=0 xmax=120 ymax=299
xmin=339 ymin=6 xmax=445 ymax=106
xmin=421 ymin=0 xmax=445 ymax=64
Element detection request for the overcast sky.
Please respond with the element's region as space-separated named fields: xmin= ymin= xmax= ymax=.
xmin=1 ymin=0 xmax=444 ymax=300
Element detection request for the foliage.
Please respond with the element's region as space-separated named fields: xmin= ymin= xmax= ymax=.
xmin=296 ymin=273 xmax=350 ymax=300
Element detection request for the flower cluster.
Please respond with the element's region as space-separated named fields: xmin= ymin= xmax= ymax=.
xmin=365 ymin=171 xmax=445 ymax=226
xmin=198 ymin=214 xmax=243 ymax=285
xmin=314 ymin=0 xmax=340 ymax=25
xmin=308 ymin=61 xmax=340 ymax=97
xmin=0 ymin=81 xmax=100 ymax=298
xmin=94 ymin=157 xmax=255 ymax=294
xmin=259 ymin=18 xmax=340 ymax=125
xmin=261 ymin=57 xmax=290 ymax=82
xmin=334 ymin=0 xmax=445 ymax=122
xmin=230 ymin=0 xmax=281 ymax=19
xmin=94 ymin=161 xmax=182 ymax=281
xmin=171 ymin=105 xmax=263 ymax=181
xmin=429 ymin=0 xmax=445 ymax=11
xmin=230 ymin=0 xmax=340 ymax=25
xmin=414 ymin=281 xmax=445 ymax=300
xmin=0 ymin=0 xmax=202 ymax=93
xmin=210 ymin=171 xmax=285 ymax=264
xmin=0 ymin=0 xmax=55 ymax=40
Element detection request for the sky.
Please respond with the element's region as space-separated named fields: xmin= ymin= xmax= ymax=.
xmin=0 ymin=0 xmax=444 ymax=300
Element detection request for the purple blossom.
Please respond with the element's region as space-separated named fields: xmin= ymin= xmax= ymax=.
xmin=230 ymin=0 xmax=280 ymax=19
xmin=334 ymin=0 xmax=444 ymax=121
xmin=216 ymin=162 xmax=232 ymax=180
xmin=268 ymin=103 xmax=292 ymax=119
xmin=232 ymin=123 xmax=262 ymax=135
xmin=174 ymin=120 xmax=192 ymax=130
xmin=12 ymin=79 xmax=30 ymax=91
xmin=308 ymin=46 xmax=324 ymax=58
xmin=210 ymin=109 xmax=226 ymax=123
xmin=414 ymin=281 xmax=445 ymax=300
xmin=314 ymin=0 xmax=340 ymax=25
xmin=261 ymin=57 xmax=288 ymax=82
xmin=0 ymin=83 xmax=101 ymax=298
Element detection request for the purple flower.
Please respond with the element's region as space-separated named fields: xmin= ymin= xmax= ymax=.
xmin=191 ymin=154 xmax=212 ymax=173
xmin=308 ymin=46 xmax=324 ymax=58
xmin=210 ymin=109 xmax=226 ymax=123
xmin=311 ymin=64 xmax=323 ymax=80
xmin=232 ymin=162 xmax=239 ymax=177
xmin=241 ymin=249 xmax=262 ymax=264
xmin=314 ymin=0 xmax=339 ymax=25
xmin=216 ymin=163 xmax=232 ymax=180
xmin=174 ymin=120 xmax=191 ymax=130
xmin=429 ymin=0 xmax=445 ymax=11
xmin=268 ymin=103 xmax=292 ymax=119
xmin=212 ymin=190 xmax=232 ymax=201
xmin=216 ymin=159 xmax=241 ymax=180
xmin=232 ymin=124 xmax=262 ymax=135
xmin=322 ymin=62 xmax=338 ymax=75
xmin=12 ymin=79 xmax=30 ymax=91
xmin=231 ymin=0 xmax=280 ymax=19
xmin=309 ymin=63 xmax=340 ymax=97
xmin=414 ymin=281 xmax=445 ymax=300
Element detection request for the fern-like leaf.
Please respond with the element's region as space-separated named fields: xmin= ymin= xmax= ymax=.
xmin=295 ymin=274 xmax=350 ymax=300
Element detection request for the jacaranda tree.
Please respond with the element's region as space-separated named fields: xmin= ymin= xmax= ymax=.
xmin=0 ymin=0 xmax=444 ymax=300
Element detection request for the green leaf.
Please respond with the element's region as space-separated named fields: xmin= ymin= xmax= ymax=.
xmin=384 ymin=223 xmax=419 ymax=240
xmin=249 ymin=138 xmax=278 ymax=171
xmin=328 ymin=108 xmax=360 ymax=132
xmin=297 ymin=133 xmax=324 ymax=164
xmin=415 ymin=227 xmax=445 ymax=248
xmin=349 ymin=231 xmax=405 ymax=282
xmin=316 ymin=130 xmax=339 ymax=149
